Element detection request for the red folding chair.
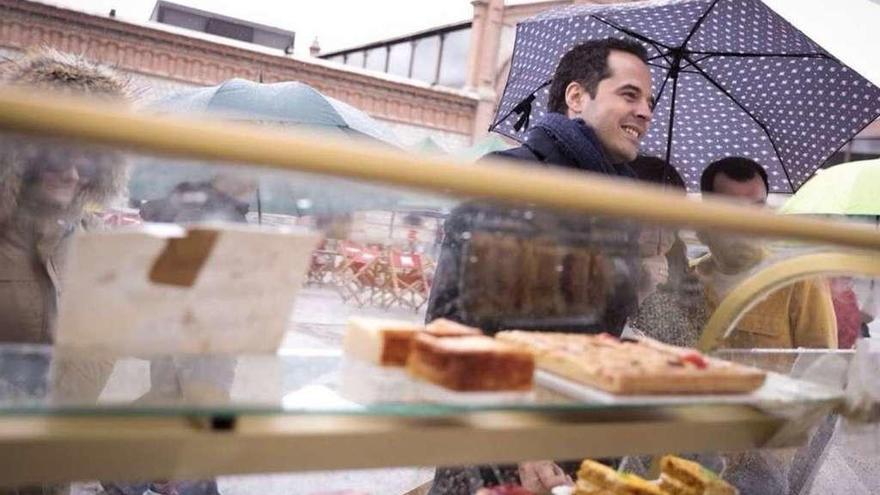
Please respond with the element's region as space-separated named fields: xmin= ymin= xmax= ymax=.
xmin=383 ymin=249 xmax=430 ymax=311
xmin=334 ymin=241 xmax=385 ymax=307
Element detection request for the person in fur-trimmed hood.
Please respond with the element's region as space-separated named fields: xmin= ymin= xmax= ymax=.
xmin=0 ymin=49 xmax=130 ymax=343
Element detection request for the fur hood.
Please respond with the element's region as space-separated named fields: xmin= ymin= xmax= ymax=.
xmin=0 ymin=49 xmax=131 ymax=227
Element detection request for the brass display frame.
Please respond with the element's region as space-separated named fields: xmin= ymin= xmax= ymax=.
xmin=0 ymin=405 xmax=787 ymax=486
xmin=0 ymin=88 xmax=879 ymax=250
xmin=699 ymin=252 xmax=880 ymax=351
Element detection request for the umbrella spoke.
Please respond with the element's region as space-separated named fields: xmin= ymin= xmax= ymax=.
xmin=685 ymin=55 xmax=794 ymax=191
xmin=664 ymin=69 xmax=681 ymax=165
xmin=681 ymin=0 xmax=721 ymax=49
xmin=653 ymin=67 xmax=674 ymax=111
xmin=681 ymin=53 xmax=714 ymax=70
xmin=687 ymin=51 xmax=833 ymax=60
xmin=589 ymin=14 xmax=671 ymax=52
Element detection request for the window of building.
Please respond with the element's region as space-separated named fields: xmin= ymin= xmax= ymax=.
xmin=345 ymin=51 xmax=365 ymax=68
xmin=365 ymin=47 xmax=388 ymax=72
xmin=387 ymin=42 xmax=413 ymax=78
xmin=205 ymin=18 xmax=254 ymax=43
xmin=411 ymin=36 xmax=440 ymax=84
xmin=159 ymin=7 xmax=206 ymax=31
xmin=438 ymin=28 xmax=470 ymax=87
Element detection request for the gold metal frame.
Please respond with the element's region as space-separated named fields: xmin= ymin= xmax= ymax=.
xmin=699 ymin=252 xmax=880 ymax=351
xmin=0 ymin=88 xmax=879 ymax=250
xmin=0 ymin=405 xmax=786 ymax=486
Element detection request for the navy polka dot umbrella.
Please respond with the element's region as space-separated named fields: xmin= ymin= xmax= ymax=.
xmin=491 ymin=0 xmax=880 ymax=192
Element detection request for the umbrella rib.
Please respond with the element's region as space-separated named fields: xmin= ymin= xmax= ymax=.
xmin=488 ymin=78 xmax=553 ymax=133
xmin=687 ymin=56 xmax=794 ymax=191
xmin=681 ymin=0 xmax=721 ymax=49
xmin=653 ymin=67 xmax=674 ymax=110
xmin=664 ymin=70 xmax=681 ymax=166
xmin=589 ymin=15 xmax=672 ymax=51
xmin=688 ymin=51 xmax=833 ymax=60
xmin=682 ymin=54 xmax=713 ymax=70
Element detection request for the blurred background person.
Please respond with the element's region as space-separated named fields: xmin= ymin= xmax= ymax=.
xmin=0 ymin=49 xmax=130 ymax=345
xmin=626 ymin=156 xmax=710 ymax=347
xmin=0 ymin=48 xmax=130 ymax=495
xmin=139 ymin=173 xmax=256 ymax=224
xmin=696 ymin=157 xmax=837 ymax=349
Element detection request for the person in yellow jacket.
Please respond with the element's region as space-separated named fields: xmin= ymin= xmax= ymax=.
xmin=697 ymin=157 xmax=837 ymax=349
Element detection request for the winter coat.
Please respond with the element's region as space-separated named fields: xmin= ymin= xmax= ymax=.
xmin=695 ymin=253 xmax=838 ymax=349
xmin=0 ymin=51 xmax=129 ymax=343
xmin=0 ymin=138 xmax=126 ymax=344
xmin=425 ymin=124 xmax=640 ymax=336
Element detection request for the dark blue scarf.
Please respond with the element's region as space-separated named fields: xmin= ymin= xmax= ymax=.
xmin=532 ymin=113 xmax=623 ymax=176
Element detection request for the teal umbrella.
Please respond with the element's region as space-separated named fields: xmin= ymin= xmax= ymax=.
xmin=455 ymin=134 xmax=513 ymax=163
xmin=153 ymin=78 xmax=401 ymax=146
xmin=133 ymin=78 xmax=406 ymax=217
xmin=780 ymin=158 xmax=880 ymax=216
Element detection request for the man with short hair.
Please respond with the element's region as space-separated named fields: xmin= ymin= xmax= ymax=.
xmin=427 ymin=38 xmax=654 ymax=495
xmin=695 ymin=156 xmax=837 ymax=349
xmin=495 ymin=37 xmax=653 ymax=170
xmin=426 ymin=37 xmax=654 ymax=343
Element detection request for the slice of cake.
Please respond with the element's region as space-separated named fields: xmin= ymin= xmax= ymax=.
xmin=343 ymin=317 xmax=424 ymax=366
xmin=406 ymin=333 xmax=534 ymax=391
xmin=425 ymin=318 xmax=483 ymax=337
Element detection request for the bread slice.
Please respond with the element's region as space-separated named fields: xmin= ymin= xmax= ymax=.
xmin=406 ymin=333 xmax=534 ymax=391
xmin=343 ymin=317 xmax=423 ymax=366
xmin=660 ymin=456 xmax=737 ymax=495
xmin=658 ymin=473 xmax=701 ymax=495
xmin=576 ymin=460 xmax=666 ymax=495
xmin=577 ymin=460 xmax=619 ymax=491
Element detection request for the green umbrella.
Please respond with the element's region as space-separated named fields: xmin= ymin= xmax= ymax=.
xmin=780 ymin=158 xmax=880 ymax=215
xmin=455 ymin=134 xmax=513 ymax=163
xmin=133 ymin=78 xmax=406 ymax=217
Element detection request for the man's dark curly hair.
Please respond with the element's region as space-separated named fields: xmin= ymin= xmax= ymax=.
xmin=547 ymin=37 xmax=649 ymax=114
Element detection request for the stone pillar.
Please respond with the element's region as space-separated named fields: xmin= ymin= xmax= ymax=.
xmin=467 ymin=0 xmax=505 ymax=141
xmin=465 ymin=0 xmax=488 ymax=90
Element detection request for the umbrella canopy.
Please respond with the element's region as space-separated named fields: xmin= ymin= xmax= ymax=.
xmin=780 ymin=158 xmax=880 ymax=215
xmin=456 ymin=134 xmax=515 ymax=163
xmin=134 ymin=78 xmax=406 ymax=216
xmin=492 ymin=0 xmax=880 ymax=192
xmin=153 ymin=78 xmax=402 ymax=147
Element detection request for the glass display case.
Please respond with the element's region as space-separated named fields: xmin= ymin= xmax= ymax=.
xmin=0 ymin=87 xmax=878 ymax=494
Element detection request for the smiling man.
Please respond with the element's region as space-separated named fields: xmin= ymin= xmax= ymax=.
xmin=427 ymin=38 xmax=655 ymax=337
xmin=426 ymin=38 xmax=655 ymax=495
xmin=495 ymin=37 xmax=654 ymax=172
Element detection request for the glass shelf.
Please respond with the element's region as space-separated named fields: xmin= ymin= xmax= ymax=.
xmin=0 ymin=343 xmax=845 ymax=417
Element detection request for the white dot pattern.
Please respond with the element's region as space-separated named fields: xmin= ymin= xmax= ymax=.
xmin=492 ymin=0 xmax=880 ymax=192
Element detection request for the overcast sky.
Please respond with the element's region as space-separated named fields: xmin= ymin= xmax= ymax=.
xmin=40 ymin=0 xmax=481 ymax=55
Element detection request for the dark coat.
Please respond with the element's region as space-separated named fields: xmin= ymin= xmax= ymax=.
xmin=425 ymin=126 xmax=640 ymax=336
xmin=140 ymin=182 xmax=249 ymax=224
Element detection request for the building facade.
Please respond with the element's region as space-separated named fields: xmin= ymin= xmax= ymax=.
xmin=1 ymin=0 xmax=877 ymax=160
